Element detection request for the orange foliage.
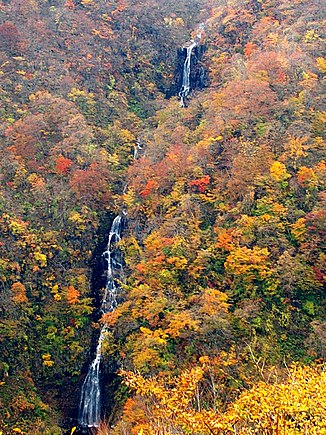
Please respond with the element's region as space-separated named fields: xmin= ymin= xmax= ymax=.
xmin=140 ymin=179 xmax=158 ymax=197
xmin=66 ymin=285 xmax=80 ymax=305
xmin=297 ymin=166 xmax=318 ymax=188
xmin=122 ymin=397 xmax=148 ymax=434
xmin=11 ymin=282 xmax=28 ymax=304
xmin=222 ymin=79 xmax=278 ymax=121
xmin=244 ymin=42 xmax=257 ymax=57
xmin=215 ymin=228 xmax=235 ymax=251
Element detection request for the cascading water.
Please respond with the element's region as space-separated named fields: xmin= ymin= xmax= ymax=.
xmin=78 ymin=215 xmax=123 ymax=428
xmin=179 ymin=24 xmax=204 ymax=107
xmin=78 ymin=22 xmax=205 ymax=429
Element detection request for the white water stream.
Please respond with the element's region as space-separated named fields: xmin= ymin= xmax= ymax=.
xmin=179 ymin=24 xmax=204 ymax=107
xmin=78 ymin=215 xmax=123 ymax=428
xmin=78 ymin=22 xmax=205 ymax=429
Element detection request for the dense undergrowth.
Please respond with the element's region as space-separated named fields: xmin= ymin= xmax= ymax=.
xmin=0 ymin=0 xmax=325 ymax=433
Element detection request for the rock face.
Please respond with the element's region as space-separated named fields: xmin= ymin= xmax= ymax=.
xmin=167 ymin=44 xmax=207 ymax=99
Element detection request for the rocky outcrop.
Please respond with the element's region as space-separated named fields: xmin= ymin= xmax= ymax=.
xmin=167 ymin=44 xmax=207 ymax=100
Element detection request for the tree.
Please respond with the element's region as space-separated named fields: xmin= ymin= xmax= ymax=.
xmin=119 ymin=363 xmax=326 ymax=435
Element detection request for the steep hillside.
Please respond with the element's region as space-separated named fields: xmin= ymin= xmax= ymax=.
xmin=0 ymin=0 xmax=325 ymax=433
xmin=0 ymin=0 xmax=203 ymax=432
xmin=105 ymin=0 xmax=325 ymax=432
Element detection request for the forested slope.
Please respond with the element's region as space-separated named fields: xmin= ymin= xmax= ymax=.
xmin=0 ymin=0 xmax=203 ymax=431
xmin=0 ymin=0 xmax=325 ymax=433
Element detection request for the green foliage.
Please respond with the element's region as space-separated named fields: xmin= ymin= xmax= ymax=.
xmin=0 ymin=0 xmax=325 ymax=432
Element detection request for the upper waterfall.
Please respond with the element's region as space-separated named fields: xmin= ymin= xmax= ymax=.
xmin=179 ymin=23 xmax=204 ymax=107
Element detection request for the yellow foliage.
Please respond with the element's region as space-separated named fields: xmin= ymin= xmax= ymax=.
xmin=139 ymin=327 xmax=168 ymax=345
xmin=51 ymin=284 xmax=59 ymax=293
xmin=119 ymin=128 xmax=136 ymax=144
xmin=165 ymin=255 xmax=188 ymax=269
xmin=7 ymin=217 xmax=27 ymax=236
xmin=270 ymin=161 xmax=291 ymax=182
xmin=28 ymin=173 xmax=46 ymax=191
xmin=121 ymin=364 xmax=205 ymax=414
xmin=68 ymin=211 xmax=86 ymax=231
xmin=13 ymin=162 xmax=27 ymax=185
xmin=132 ymin=347 xmax=163 ymax=373
xmin=291 ymin=217 xmax=306 ymax=242
xmin=165 ymin=311 xmax=199 ymax=338
xmin=121 ymin=363 xmax=326 ymax=435
xmin=267 ymin=32 xmax=279 ymax=45
xmin=34 ymin=251 xmax=47 ymax=267
xmin=129 ymin=327 xmax=170 ymax=372
xmin=228 ymin=364 xmax=326 ymax=433
xmin=68 ymin=87 xmax=95 ymax=104
xmin=163 ymin=16 xmax=185 ymax=27
xmin=316 ymin=57 xmax=326 ymax=73
xmin=123 ymin=187 xmax=137 ymax=208
xmin=282 ymin=136 xmax=308 ymax=169
xmin=107 ymin=152 xmax=120 ymax=166
xmin=225 ymin=246 xmax=271 ymax=282
xmin=304 ymin=29 xmax=320 ymax=42
xmin=196 ymin=135 xmax=223 ymax=149
xmin=42 ymin=354 xmax=54 ymax=367
xmin=199 ymin=355 xmax=210 ymax=364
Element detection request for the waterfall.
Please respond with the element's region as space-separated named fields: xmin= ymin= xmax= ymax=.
xmin=77 ymin=23 xmax=205 ymax=428
xmin=78 ymin=215 xmax=123 ymax=428
xmin=133 ymin=140 xmax=143 ymax=160
xmin=179 ymin=24 xmax=204 ymax=107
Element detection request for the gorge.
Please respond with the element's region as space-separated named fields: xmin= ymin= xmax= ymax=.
xmin=0 ymin=0 xmax=324 ymax=433
xmin=77 ymin=23 xmax=205 ymax=427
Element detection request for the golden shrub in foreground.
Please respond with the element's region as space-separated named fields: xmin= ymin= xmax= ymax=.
xmin=119 ymin=363 xmax=326 ymax=434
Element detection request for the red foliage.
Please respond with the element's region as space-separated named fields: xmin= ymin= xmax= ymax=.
xmin=248 ymin=51 xmax=288 ymax=85
xmin=6 ymin=114 xmax=47 ymax=170
xmin=305 ymin=210 xmax=326 ymax=235
xmin=55 ymin=155 xmax=73 ymax=175
xmin=221 ymin=79 xmax=278 ymax=122
xmin=297 ymin=167 xmax=316 ymax=188
xmin=0 ymin=22 xmax=22 ymax=53
xmin=69 ymin=163 xmax=112 ymax=204
xmin=312 ymin=267 xmax=324 ymax=284
xmin=189 ymin=175 xmax=210 ymax=193
xmin=64 ymin=0 xmax=75 ymax=10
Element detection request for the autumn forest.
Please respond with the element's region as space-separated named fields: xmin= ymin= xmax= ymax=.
xmin=0 ymin=0 xmax=325 ymax=434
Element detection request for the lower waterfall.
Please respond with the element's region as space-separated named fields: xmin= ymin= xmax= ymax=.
xmin=77 ymin=22 xmax=205 ymax=429
xmin=78 ymin=215 xmax=123 ymax=428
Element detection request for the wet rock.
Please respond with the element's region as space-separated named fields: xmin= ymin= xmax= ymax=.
xmin=167 ymin=44 xmax=207 ymax=99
